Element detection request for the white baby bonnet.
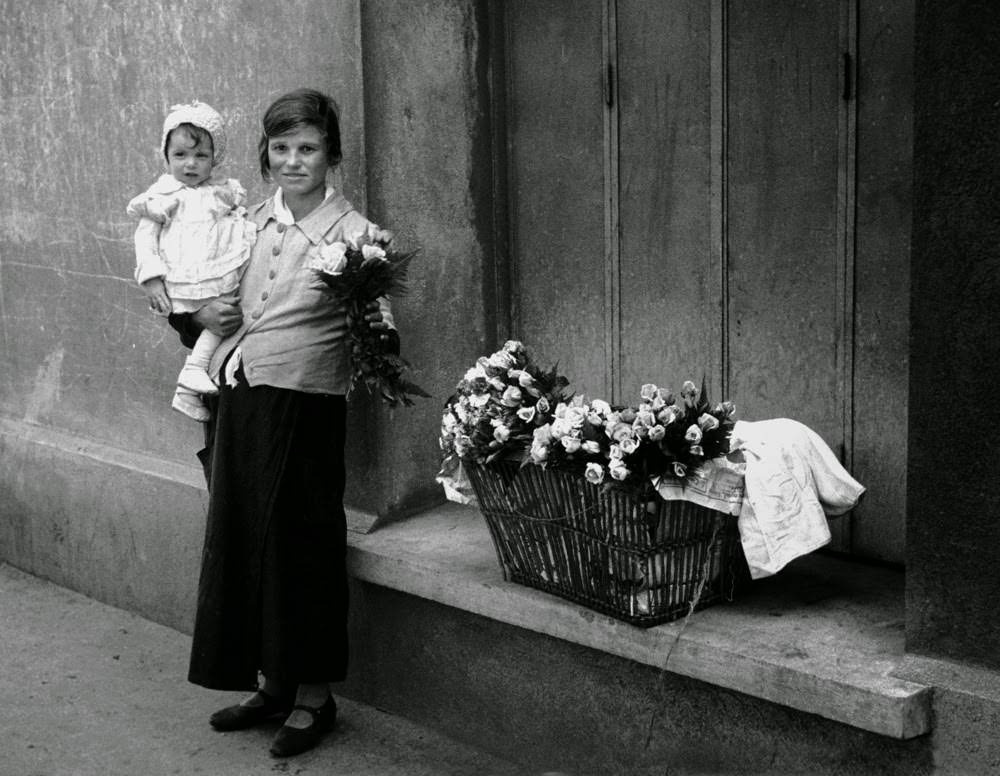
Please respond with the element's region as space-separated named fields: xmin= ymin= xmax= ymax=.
xmin=161 ymin=101 xmax=227 ymax=166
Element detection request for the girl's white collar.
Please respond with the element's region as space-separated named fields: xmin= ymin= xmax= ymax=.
xmin=273 ymin=185 xmax=335 ymax=225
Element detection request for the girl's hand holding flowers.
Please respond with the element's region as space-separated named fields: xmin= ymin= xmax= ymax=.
xmin=362 ymin=300 xmax=391 ymax=342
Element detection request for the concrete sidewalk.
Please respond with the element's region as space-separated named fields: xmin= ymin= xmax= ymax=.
xmin=0 ymin=562 xmax=525 ymax=776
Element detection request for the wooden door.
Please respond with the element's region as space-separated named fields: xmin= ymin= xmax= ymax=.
xmin=725 ymin=1 xmax=854 ymax=470
xmin=616 ymin=0 xmax=720 ymax=402
xmin=725 ymin=2 xmax=855 ymax=549
xmin=504 ymin=0 xmax=610 ymax=399
xmin=502 ymin=1 xmax=897 ymax=560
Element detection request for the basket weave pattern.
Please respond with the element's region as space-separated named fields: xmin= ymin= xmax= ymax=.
xmin=467 ymin=460 xmax=742 ymax=627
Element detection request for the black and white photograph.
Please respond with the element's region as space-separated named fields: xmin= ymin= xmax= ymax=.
xmin=1 ymin=1 xmax=998 ymax=774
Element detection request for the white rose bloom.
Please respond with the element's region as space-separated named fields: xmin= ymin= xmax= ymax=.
xmin=610 ymin=462 xmax=629 ymax=481
xmin=488 ymin=350 xmax=516 ymax=370
xmin=533 ymin=423 xmax=553 ymax=445
xmin=502 ymin=386 xmax=523 ymax=406
xmin=698 ymin=413 xmax=720 ymax=432
xmin=530 ymin=442 xmax=549 ymax=463
xmin=517 ymin=405 xmax=536 ymax=423
xmin=561 ymin=436 xmax=582 ymax=453
xmin=361 ymin=243 xmax=387 ymax=260
xmin=590 ymin=399 xmax=612 ymax=416
xmin=635 ymin=409 xmax=656 ymax=427
xmin=314 ymin=241 xmax=348 ymax=274
xmin=550 ymin=418 xmax=571 ymax=439
xmin=464 ymin=365 xmax=487 ymax=382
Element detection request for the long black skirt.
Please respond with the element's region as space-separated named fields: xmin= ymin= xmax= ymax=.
xmin=187 ymin=366 xmax=349 ymax=691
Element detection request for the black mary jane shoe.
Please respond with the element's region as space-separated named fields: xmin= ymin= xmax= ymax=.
xmin=269 ymin=696 xmax=338 ymax=758
xmin=209 ymin=690 xmax=293 ymax=732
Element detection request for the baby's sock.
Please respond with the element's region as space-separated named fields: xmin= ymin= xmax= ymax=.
xmin=177 ymin=328 xmax=221 ymax=395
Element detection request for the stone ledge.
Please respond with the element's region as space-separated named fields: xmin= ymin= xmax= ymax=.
xmin=0 ymin=417 xmax=931 ymax=739
xmin=347 ymin=501 xmax=932 ymax=740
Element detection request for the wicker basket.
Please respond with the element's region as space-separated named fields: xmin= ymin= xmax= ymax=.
xmin=466 ymin=459 xmax=744 ymax=627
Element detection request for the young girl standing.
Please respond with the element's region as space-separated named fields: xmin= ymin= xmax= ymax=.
xmin=128 ymin=101 xmax=255 ymax=421
xmin=171 ymin=89 xmax=397 ymax=759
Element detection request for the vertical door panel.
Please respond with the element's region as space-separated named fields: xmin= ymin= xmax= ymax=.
xmin=617 ymin=0 xmax=719 ymax=404
xmin=726 ymin=1 xmax=847 ymax=455
xmin=851 ymin=2 xmax=912 ymax=564
xmin=505 ymin=1 xmax=608 ymax=396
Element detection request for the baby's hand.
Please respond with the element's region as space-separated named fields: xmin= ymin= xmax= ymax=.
xmin=142 ymin=277 xmax=172 ymax=316
xmin=215 ymin=187 xmax=238 ymax=210
xmin=144 ymin=198 xmax=178 ymax=225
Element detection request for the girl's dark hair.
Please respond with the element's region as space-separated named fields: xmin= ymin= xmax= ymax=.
xmin=257 ymin=88 xmax=342 ymax=179
xmin=164 ymin=123 xmax=213 ymax=162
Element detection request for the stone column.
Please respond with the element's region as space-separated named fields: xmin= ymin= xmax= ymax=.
xmin=907 ymin=0 xmax=1000 ymax=667
xmin=345 ymin=0 xmax=504 ymax=527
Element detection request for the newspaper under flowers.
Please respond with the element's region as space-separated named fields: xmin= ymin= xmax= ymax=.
xmin=307 ymin=234 xmax=429 ymax=407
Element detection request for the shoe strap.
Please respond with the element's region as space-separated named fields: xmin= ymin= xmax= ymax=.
xmin=291 ymin=699 xmax=331 ymax=718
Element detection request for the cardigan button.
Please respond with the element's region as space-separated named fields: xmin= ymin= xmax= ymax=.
xmin=271 ymin=245 xmax=281 ymax=256
xmin=260 ymin=291 xmax=269 ymax=301
xmin=276 ymin=223 xmax=286 ymax=233
xmin=251 ymin=310 xmax=262 ymax=319
xmin=268 ymin=270 xmax=277 ymax=279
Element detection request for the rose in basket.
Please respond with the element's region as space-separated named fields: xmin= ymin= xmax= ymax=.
xmin=307 ymin=230 xmax=430 ymax=407
xmin=437 ymin=340 xmax=571 ymax=502
xmin=526 ymin=395 xmax=615 ymax=478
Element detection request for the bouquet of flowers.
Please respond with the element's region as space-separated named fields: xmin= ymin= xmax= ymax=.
xmin=436 ymin=340 xmax=574 ymax=503
xmin=439 ymin=340 xmax=571 ymax=466
xmin=307 ymin=233 xmax=430 ymax=407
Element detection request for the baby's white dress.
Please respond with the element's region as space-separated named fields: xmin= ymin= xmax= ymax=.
xmin=128 ymin=173 xmax=256 ymax=313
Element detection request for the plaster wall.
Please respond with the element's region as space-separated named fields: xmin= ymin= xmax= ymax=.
xmin=0 ymin=0 xmax=366 ymax=469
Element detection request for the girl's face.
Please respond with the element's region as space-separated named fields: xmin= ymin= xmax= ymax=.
xmin=267 ymin=124 xmax=331 ymax=202
xmin=166 ymin=129 xmax=213 ymax=187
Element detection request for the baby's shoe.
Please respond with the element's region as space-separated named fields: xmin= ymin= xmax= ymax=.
xmin=178 ymin=364 xmax=219 ymax=395
xmin=172 ymin=388 xmax=211 ymax=422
